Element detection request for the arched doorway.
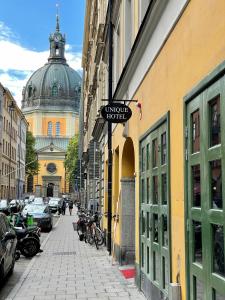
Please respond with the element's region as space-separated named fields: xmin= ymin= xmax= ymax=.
xmin=120 ymin=137 xmax=135 ymax=265
xmin=47 ymin=183 xmax=54 ymax=197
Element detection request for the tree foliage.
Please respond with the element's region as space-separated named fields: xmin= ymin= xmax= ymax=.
xmin=25 ymin=131 xmax=39 ymax=176
xmin=64 ymin=135 xmax=79 ymax=184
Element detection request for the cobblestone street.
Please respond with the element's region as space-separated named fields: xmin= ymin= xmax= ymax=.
xmin=4 ymin=210 xmax=145 ymax=300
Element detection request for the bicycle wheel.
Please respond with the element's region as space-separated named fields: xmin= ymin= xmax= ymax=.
xmin=94 ymin=227 xmax=104 ymax=246
xmin=86 ymin=226 xmax=95 ymax=245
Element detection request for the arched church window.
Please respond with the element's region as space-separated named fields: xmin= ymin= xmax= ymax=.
xmin=48 ymin=121 xmax=53 ymax=136
xmin=56 ymin=122 xmax=60 ymax=136
xmin=52 ymin=85 xmax=58 ymax=97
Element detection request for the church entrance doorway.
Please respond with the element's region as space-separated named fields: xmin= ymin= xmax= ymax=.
xmin=47 ymin=183 xmax=54 ymax=197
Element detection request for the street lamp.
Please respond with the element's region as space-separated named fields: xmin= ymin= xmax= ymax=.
xmin=8 ymin=101 xmax=15 ymax=201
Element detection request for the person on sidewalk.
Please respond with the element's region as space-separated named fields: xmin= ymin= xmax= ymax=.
xmin=62 ymin=199 xmax=66 ymax=215
xmin=68 ymin=200 xmax=73 ymax=215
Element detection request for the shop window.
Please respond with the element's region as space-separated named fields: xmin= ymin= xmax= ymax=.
xmin=152 ymin=138 xmax=158 ymax=167
xmin=153 ymin=213 xmax=158 ymax=243
xmin=161 ymin=132 xmax=167 ymax=165
xmin=210 ymin=96 xmax=220 ymax=147
xmin=210 ymin=160 xmax=222 ymax=209
xmin=162 ymin=173 xmax=167 ymax=205
xmin=192 ymin=165 xmax=201 ymax=207
xmin=192 ymin=110 xmax=200 ymax=153
xmin=153 ymin=176 xmax=158 ymax=204
xmin=212 ymin=224 xmax=224 ymax=276
xmin=193 ymin=221 xmax=202 ymax=264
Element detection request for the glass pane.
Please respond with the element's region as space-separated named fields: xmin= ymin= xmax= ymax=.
xmin=211 ymin=160 xmax=222 ymax=209
xmin=141 ymin=148 xmax=145 ymax=172
xmin=142 ymin=179 xmax=145 ymax=203
xmin=192 ymin=165 xmax=201 ymax=207
xmin=142 ymin=243 xmax=144 ymax=268
xmin=192 ymin=110 xmax=200 ymax=153
xmin=147 ymin=177 xmax=150 ymax=204
xmin=163 ymin=257 xmax=169 ymax=290
xmin=163 ymin=215 xmax=168 ymax=247
xmin=153 ymin=251 xmax=160 ymax=282
xmin=147 ymin=212 xmax=150 ymax=239
xmin=212 ymin=224 xmax=224 ymax=276
xmin=141 ymin=211 xmax=145 ymax=235
xmin=153 ymin=214 xmax=158 ymax=243
xmin=146 ymin=144 xmax=150 ymax=170
xmin=162 ymin=173 xmax=167 ymax=205
xmin=152 ymin=138 xmax=158 ymax=168
xmin=214 ymin=290 xmax=225 ymax=300
xmin=147 ymin=246 xmax=150 ymax=274
xmin=194 ymin=277 xmax=204 ymax=300
xmin=161 ymin=132 xmax=167 ymax=165
xmin=210 ymin=96 xmax=221 ymax=147
xmin=193 ymin=221 xmax=202 ymax=263
xmin=153 ymin=176 xmax=158 ymax=204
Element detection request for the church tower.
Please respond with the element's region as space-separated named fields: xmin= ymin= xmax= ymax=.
xmin=22 ymin=15 xmax=81 ymax=197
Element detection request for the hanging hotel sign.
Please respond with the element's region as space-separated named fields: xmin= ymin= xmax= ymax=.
xmin=101 ymin=103 xmax=132 ymax=123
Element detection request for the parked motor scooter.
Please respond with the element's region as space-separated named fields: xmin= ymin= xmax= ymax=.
xmin=14 ymin=226 xmax=42 ymax=260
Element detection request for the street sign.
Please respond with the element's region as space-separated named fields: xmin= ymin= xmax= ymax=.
xmin=101 ymin=103 xmax=132 ymax=123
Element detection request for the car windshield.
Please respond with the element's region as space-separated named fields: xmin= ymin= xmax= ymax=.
xmin=23 ymin=205 xmax=46 ymax=214
xmin=34 ymin=198 xmax=43 ymax=204
xmin=0 ymin=200 xmax=7 ymax=208
xmin=49 ymin=200 xmax=59 ymax=205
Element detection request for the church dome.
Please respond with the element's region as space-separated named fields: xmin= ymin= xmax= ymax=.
xmin=22 ymin=16 xmax=81 ymax=113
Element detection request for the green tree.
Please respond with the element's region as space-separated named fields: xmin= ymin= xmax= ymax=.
xmin=64 ymin=135 xmax=79 ymax=185
xmin=25 ymin=131 xmax=39 ymax=175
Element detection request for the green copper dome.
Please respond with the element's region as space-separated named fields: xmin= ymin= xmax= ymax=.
xmin=21 ymin=17 xmax=81 ymax=113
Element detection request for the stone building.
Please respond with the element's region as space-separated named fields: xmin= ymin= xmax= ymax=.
xmin=0 ymin=85 xmax=28 ymax=200
xmin=22 ymin=16 xmax=81 ymax=197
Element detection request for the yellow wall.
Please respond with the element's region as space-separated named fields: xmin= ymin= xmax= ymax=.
xmin=33 ymin=158 xmax=68 ymax=193
xmin=26 ymin=117 xmax=33 ymax=132
xmin=104 ymin=1 xmax=225 ymax=299
xmin=42 ymin=117 xmax=66 ymax=136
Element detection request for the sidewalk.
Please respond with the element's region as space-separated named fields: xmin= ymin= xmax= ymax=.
xmin=6 ymin=209 xmax=146 ymax=300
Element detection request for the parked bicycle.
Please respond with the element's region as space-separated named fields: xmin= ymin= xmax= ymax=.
xmin=76 ymin=209 xmax=104 ymax=250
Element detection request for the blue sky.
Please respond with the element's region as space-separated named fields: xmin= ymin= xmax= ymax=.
xmin=0 ymin=0 xmax=85 ymax=106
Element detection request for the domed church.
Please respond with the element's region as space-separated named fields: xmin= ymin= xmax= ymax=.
xmin=22 ymin=15 xmax=81 ymax=197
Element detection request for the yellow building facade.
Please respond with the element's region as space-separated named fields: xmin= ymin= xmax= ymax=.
xmin=22 ymin=17 xmax=81 ymax=197
xmin=83 ymin=1 xmax=225 ymax=300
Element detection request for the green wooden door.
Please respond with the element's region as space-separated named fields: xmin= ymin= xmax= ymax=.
xmin=140 ymin=120 xmax=170 ymax=296
xmin=186 ymin=78 xmax=225 ymax=300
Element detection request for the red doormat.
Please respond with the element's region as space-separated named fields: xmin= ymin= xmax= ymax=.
xmin=120 ymin=268 xmax=136 ymax=279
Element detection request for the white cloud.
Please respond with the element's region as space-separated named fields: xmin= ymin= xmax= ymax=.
xmin=0 ymin=21 xmax=82 ymax=108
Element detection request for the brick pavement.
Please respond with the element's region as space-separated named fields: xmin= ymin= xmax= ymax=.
xmin=5 ymin=209 xmax=146 ymax=300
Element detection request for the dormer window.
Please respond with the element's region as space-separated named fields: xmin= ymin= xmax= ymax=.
xmin=52 ymin=84 xmax=58 ymax=97
xmin=28 ymin=85 xmax=32 ymax=98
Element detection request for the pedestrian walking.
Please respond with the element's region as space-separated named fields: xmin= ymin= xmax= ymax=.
xmin=62 ymin=199 xmax=66 ymax=215
xmin=69 ymin=200 xmax=73 ymax=216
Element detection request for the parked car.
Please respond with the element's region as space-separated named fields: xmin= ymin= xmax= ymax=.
xmin=33 ymin=197 xmax=44 ymax=205
xmin=48 ymin=198 xmax=63 ymax=213
xmin=0 ymin=200 xmax=10 ymax=215
xmin=0 ymin=212 xmax=17 ymax=283
xmin=22 ymin=204 xmax=53 ymax=231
